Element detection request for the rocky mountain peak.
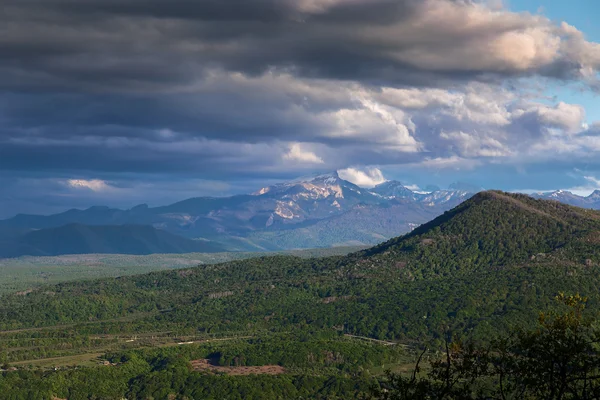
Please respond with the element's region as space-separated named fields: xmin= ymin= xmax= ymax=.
xmin=254 ymin=171 xmax=353 ymax=197
xmin=371 ymin=180 xmax=413 ymax=198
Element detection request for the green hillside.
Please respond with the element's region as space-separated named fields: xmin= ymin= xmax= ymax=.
xmin=2 ymin=192 xmax=600 ymax=398
xmin=361 ymin=190 xmax=600 ymax=277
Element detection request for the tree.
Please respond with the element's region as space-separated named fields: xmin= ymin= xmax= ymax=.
xmin=373 ymin=293 xmax=600 ymax=400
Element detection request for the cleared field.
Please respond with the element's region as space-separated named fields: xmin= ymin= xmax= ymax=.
xmin=11 ymin=352 xmax=105 ymax=369
xmin=191 ymin=359 xmax=286 ymax=375
xmin=1 ymin=325 xmax=414 ymax=378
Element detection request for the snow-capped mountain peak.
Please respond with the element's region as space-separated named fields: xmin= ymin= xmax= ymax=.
xmin=531 ymin=189 xmax=600 ymax=208
xmin=286 ymin=171 xmax=340 ymax=185
xmin=253 ymin=171 xmax=369 ymax=199
xmin=548 ymin=190 xmax=575 ymax=198
xmin=251 ymin=174 xmax=489 ymax=218
xmin=254 ymin=172 xmax=341 ymax=194
xmin=371 ymin=180 xmax=413 ymax=198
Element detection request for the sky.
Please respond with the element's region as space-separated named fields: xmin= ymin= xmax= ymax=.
xmin=1 ymin=0 xmax=600 ymax=218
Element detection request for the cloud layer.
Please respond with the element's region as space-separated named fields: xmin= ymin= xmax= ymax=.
xmin=1 ymin=0 xmax=600 ymax=215
xmin=339 ymin=167 xmax=386 ymax=188
xmin=3 ymin=0 xmax=600 ymax=91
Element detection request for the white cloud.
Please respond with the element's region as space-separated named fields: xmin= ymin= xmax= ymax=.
xmin=294 ymin=0 xmax=363 ymax=13
xmin=283 ymin=143 xmax=324 ymax=164
xmin=403 ymin=184 xmax=433 ymax=194
xmin=589 ymin=121 xmax=600 ymax=132
xmin=67 ymin=179 xmax=111 ymax=191
xmin=583 ymin=175 xmax=600 ymax=187
xmin=522 ymin=133 xmax=600 ymax=164
xmin=328 ymin=108 xmax=419 ymax=150
xmin=378 ymin=83 xmax=515 ymax=128
xmin=439 ymin=130 xmax=511 ymax=158
xmin=417 ymin=156 xmax=482 ymax=170
xmin=338 ymin=167 xmax=386 ymax=188
xmin=521 ymin=102 xmax=586 ymax=133
xmin=400 ymin=1 xmax=598 ymax=81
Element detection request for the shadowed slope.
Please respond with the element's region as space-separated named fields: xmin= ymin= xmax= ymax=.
xmin=0 ymin=224 xmax=225 ymax=257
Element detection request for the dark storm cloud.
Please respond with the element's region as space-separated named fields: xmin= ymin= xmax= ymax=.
xmin=2 ymin=0 xmax=599 ymax=93
xmin=0 ymin=136 xmax=267 ymax=175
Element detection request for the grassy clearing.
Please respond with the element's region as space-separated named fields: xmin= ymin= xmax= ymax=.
xmin=0 ymin=246 xmax=364 ymax=295
xmin=11 ymin=352 xmax=105 ymax=368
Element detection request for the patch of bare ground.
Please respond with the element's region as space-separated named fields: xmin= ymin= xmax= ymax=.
xmin=343 ymin=334 xmax=398 ymax=346
xmin=208 ymin=290 xmax=234 ymax=299
xmin=190 ymin=359 xmax=286 ymax=376
xmin=322 ymin=295 xmax=352 ymax=304
xmin=176 ymin=269 xmax=195 ymax=278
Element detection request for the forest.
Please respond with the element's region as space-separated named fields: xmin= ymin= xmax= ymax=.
xmin=2 ymin=192 xmax=600 ymax=399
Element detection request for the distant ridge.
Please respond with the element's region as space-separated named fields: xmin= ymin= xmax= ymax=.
xmin=0 ymin=224 xmax=225 ymax=258
xmin=0 ymin=172 xmax=477 ymax=253
xmin=2 ymin=172 xmax=598 ymax=256
xmin=533 ymin=189 xmax=600 ymax=209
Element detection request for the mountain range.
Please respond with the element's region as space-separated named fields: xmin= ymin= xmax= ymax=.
xmin=5 ymin=190 xmax=600 ymax=342
xmin=6 ymin=191 xmax=600 ymax=398
xmin=1 ymin=171 xmax=599 ymax=257
xmin=532 ymin=189 xmax=600 ymax=208
xmin=0 ymin=172 xmax=474 ymax=257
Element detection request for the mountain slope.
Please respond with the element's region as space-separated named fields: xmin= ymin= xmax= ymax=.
xmin=371 ymin=181 xmax=415 ymax=198
xmin=5 ymin=192 xmax=600 ymax=399
xmin=239 ymin=199 xmax=445 ymax=250
xmin=0 ymin=224 xmax=225 ymax=257
xmin=0 ymin=173 xmax=480 ymax=253
xmin=362 ymin=191 xmax=600 ymax=277
xmin=3 ymin=192 xmax=600 ymax=349
xmin=5 ymin=174 xmax=598 ymax=257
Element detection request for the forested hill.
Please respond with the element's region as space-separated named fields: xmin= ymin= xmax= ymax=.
xmin=3 ymin=192 xmax=600 ymax=398
xmin=2 ymin=191 xmax=600 ymax=334
xmin=360 ymin=190 xmax=600 ymax=277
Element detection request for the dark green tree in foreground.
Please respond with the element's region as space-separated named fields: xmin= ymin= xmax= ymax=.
xmin=373 ymin=293 xmax=600 ymax=400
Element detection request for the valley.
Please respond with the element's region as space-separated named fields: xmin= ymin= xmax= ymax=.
xmin=0 ymin=246 xmax=364 ymax=295
xmin=2 ymin=192 xmax=600 ymax=398
xmin=4 ymin=0 xmax=600 ymax=396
